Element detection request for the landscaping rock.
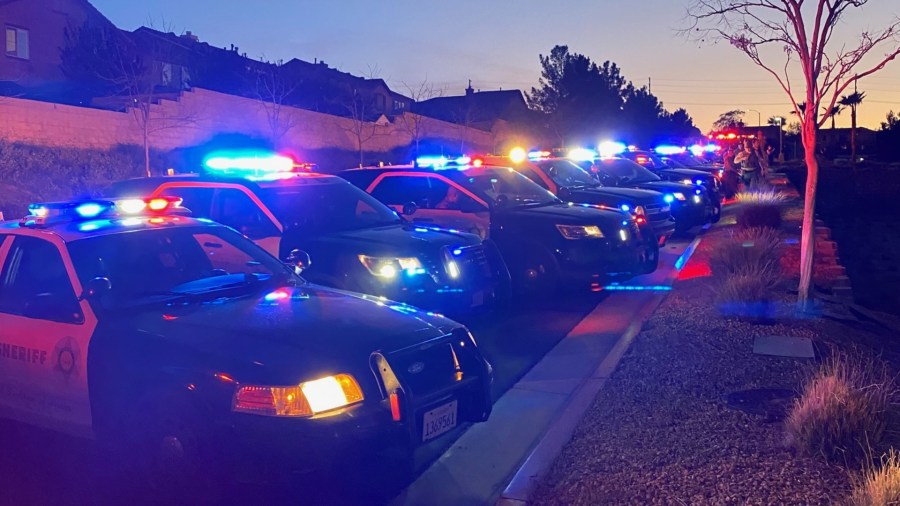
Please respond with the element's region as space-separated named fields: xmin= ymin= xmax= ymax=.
xmin=753 ymin=335 xmax=815 ymax=358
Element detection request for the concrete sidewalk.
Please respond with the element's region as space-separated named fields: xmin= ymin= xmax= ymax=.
xmin=391 ymin=237 xmax=700 ymax=506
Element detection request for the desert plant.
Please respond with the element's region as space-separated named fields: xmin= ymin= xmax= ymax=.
xmin=847 ymin=449 xmax=900 ymax=506
xmin=709 ymin=226 xmax=783 ymax=279
xmin=786 ymin=351 xmax=896 ymax=464
xmin=735 ymin=189 xmax=787 ymax=229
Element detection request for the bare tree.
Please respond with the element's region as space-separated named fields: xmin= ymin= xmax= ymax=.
xmin=252 ymin=62 xmax=299 ymax=146
xmin=338 ymin=90 xmax=379 ymax=167
xmin=399 ymin=79 xmax=442 ymax=158
xmin=61 ymin=21 xmax=199 ymax=176
xmin=686 ymin=0 xmax=900 ymax=310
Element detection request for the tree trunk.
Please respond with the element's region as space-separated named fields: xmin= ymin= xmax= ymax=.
xmin=797 ymin=120 xmax=819 ymax=311
xmin=850 ymin=106 xmax=858 ymax=165
xmin=143 ymin=129 xmax=151 ymax=177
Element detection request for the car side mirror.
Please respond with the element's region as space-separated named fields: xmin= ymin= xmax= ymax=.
xmin=494 ymin=194 xmax=510 ymax=209
xmin=402 ymin=202 xmax=418 ymax=216
xmin=557 ymin=186 xmax=572 ymax=201
xmin=287 ymin=249 xmax=311 ymax=273
xmin=79 ymin=276 xmax=112 ymax=301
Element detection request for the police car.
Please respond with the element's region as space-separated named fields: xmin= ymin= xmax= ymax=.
xmin=0 ymin=197 xmax=492 ymax=494
xmin=340 ymin=157 xmax=657 ymax=293
xmin=478 ymin=150 xmax=676 ymax=246
xmin=103 ymin=152 xmax=510 ymax=317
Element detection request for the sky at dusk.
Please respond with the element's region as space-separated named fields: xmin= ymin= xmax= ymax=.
xmin=92 ymin=0 xmax=900 ymax=133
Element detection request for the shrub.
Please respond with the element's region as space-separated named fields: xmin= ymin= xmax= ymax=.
xmin=0 ymin=141 xmax=154 ymax=218
xmin=785 ymin=351 xmax=896 ymax=464
xmin=847 ymin=450 xmax=900 ymax=506
xmin=709 ymin=226 xmax=783 ymax=279
xmin=735 ymin=189 xmax=787 ymax=229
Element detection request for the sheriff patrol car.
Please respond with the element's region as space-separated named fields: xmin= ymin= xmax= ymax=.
xmin=0 ymin=197 xmax=492 ymax=497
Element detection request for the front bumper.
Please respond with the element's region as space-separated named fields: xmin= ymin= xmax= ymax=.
xmin=219 ymin=332 xmax=493 ymax=482
xmin=647 ymin=216 xmax=676 ymax=244
xmin=672 ymin=196 xmax=715 ymax=229
xmin=554 ymin=233 xmax=646 ymax=283
xmin=355 ymin=244 xmax=509 ymax=315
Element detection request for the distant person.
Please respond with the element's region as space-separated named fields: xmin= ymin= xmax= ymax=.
xmin=721 ymin=145 xmax=741 ymax=199
xmin=435 ymin=186 xmax=463 ymax=209
xmin=737 ymin=140 xmax=762 ymax=189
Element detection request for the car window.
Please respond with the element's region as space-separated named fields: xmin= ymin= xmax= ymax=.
xmin=371 ymin=175 xmax=431 ymax=207
xmin=516 ymin=167 xmax=549 ymax=189
xmin=0 ymin=236 xmax=82 ymax=324
xmin=534 ymin=160 xmax=597 ymax=188
xmin=159 ymin=186 xmax=215 ymax=215
xmin=261 ymin=182 xmax=401 ymax=236
xmin=212 ymin=188 xmax=280 ymax=239
xmin=598 ymin=159 xmax=661 ymax=184
xmin=426 ymin=177 xmax=481 ymax=212
xmin=68 ymin=226 xmax=290 ymax=308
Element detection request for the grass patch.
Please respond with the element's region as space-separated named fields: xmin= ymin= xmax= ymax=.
xmin=847 ymin=450 xmax=900 ymax=506
xmin=735 ymin=189 xmax=787 ymax=229
xmin=786 ymin=351 xmax=896 ymax=465
xmin=709 ymin=227 xmax=783 ymax=278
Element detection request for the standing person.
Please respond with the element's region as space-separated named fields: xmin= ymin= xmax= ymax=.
xmin=721 ymin=145 xmax=741 ymax=199
xmin=753 ymin=138 xmax=769 ymax=181
xmin=739 ymin=140 xmax=762 ymax=189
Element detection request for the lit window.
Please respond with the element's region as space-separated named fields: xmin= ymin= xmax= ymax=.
xmin=5 ymin=26 xmax=29 ymax=60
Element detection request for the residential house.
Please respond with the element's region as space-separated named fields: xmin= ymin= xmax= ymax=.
xmin=1 ymin=0 xmax=113 ymax=89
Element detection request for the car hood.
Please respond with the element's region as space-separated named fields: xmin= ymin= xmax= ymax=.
xmin=500 ymin=202 xmax=627 ymax=225
xmin=569 ymin=186 xmax=663 ymax=205
xmin=319 ymin=223 xmax=481 ymax=255
xmin=631 ymin=181 xmax=698 ymax=194
xmin=659 ymin=168 xmax=714 ymax=180
xmin=126 ymin=284 xmax=458 ymax=382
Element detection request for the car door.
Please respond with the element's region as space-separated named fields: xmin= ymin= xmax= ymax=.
xmin=210 ymin=187 xmax=283 ymax=258
xmin=0 ymin=233 xmax=97 ymax=437
xmin=369 ymin=173 xmax=491 ymax=239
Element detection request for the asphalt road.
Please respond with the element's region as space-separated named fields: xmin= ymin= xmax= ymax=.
xmin=0 ymin=235 xmax=696 ymax=506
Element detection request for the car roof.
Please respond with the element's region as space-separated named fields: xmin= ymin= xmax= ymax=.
xmin=105 ymin=172 xmax=342 ymax=197
xmin=0 ymin=214 xmax=223 ymax=243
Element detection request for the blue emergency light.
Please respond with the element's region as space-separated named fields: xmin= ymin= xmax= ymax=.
xmin=21 ymin=197 xmax=188 ymax=228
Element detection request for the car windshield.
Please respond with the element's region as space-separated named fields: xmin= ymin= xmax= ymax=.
xmin=262 ymin=180 xmax=401 ymax=234
xmin=669 ymin=153 xmax=705 ymax=167
xmin=68 ymin=225 xmax=293 ymax=307
xmin=533 ymin=160 xmax=599 ymax=188
xmin=597 ymin=158 xmax=661 ymax=184
xmin=457 ymin=168 xmax=560 ymax=207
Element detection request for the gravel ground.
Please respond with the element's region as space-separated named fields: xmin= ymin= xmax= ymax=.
xmin=531 ymin=208 xmax=870 ymax=505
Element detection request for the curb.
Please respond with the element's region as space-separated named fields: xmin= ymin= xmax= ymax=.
xmin=495 ymin=234 xmax=705 ymax=506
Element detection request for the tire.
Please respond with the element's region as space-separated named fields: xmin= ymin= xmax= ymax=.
xmin=512 ymin=247 xmax=558 ymax=296
xmin=124 ymin=394 xmax=224 ymax=505
xmin=711 ymin=201 xmax=722 ymax=223
xmin=638 ymin=240 xmax=660 ymax=275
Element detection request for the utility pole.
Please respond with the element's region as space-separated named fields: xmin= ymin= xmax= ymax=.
xmin=648 ymin=77 xmax=651 ymax=93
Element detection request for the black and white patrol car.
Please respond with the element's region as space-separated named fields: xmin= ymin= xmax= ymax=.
xmin=0 ymin=197 xmax=492 ymax=496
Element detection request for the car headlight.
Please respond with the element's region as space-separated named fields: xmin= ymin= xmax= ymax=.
xmin=232 ymin=374 xmax=364 ymax=417
xmin=633 ymin=205 xmax=646 ymax=216
xmin=693 ymin=195 xmax=702 ymax=204
xmin=682 ymin=179 xmax=692 ymax=185
xmin=556 ymin=224 xmax=604 ymax=239
xmin=359 ymin=255 xmax=424 ymax=278
xmin=672 ymin=192 xmax=686 ymax=201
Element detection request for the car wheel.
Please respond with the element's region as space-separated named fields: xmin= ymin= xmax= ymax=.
xmin=711 ymin=202 xmax=722 ymax=223
xmin=128 ymin=395 xmax=223 ymax=504
xmin=639 ymin=241 xmax=660 ymax=275
xmin=513 ymin=248 xmax=558 ymax=296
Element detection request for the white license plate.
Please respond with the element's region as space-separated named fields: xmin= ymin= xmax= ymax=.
xmin=422 ymin=400 xmax=458 ymax=442
xmin=471 ymin=291 xmax=485 ymax=307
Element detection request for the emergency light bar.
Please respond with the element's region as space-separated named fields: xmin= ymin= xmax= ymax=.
xmin=597 ymin=141 xmax=627 ymax=158
xmin=655 ymin=145 xmax=687 ymax=156
xmin=567 ymin=148 xmax=599 ymax=162
xmin=202 ymin=151 xmax=313 ymax=180
xmin=415 ymin=155 xmax=472 ymax=169
xmin=21 ymin=196 xmax=188 ymax=227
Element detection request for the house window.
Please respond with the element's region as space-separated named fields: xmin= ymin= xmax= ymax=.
xmin=5 ymin=26 xmax=29 ymax=60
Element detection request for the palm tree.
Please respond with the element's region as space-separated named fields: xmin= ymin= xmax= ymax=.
xmin=822 ymin=105 xmax=844 ymax=129
xmin=790 ymin=102 xmax=808 ymax=117
xmin=839 ymin=91 xmax=866 ymax=163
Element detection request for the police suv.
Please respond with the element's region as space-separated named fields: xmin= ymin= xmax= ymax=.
xmin=103 ymin=153 xmax=509 ymax=316
xmin=0 ymin=197 xmax=492 ymax=495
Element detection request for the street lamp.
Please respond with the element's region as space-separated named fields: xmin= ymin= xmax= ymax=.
xmin=773 ymin=116 xmax=785 ymax=162
xmin=747 ymin=109 xmax=761 ymax=127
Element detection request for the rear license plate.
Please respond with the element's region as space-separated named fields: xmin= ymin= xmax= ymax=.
xmin=422 ymin=400 xmax=457 ymax=442
xmin=471 ymin=291 xmax=485 ymax=307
